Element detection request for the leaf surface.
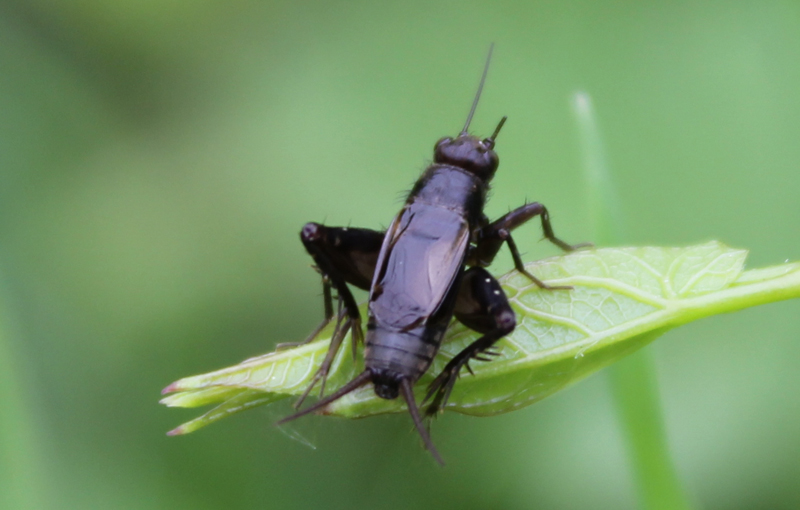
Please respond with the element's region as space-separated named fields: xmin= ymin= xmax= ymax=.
xmin=161 ymin=242 xmax=800 ymax=433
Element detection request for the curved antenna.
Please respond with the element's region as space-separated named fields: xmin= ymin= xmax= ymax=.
xmin=483 ymin=115 xmax=508 ymax=150
xmin=461 ymin=44 xmax=495 ymax=135
xmin=400 ymin=378 xmax=444 ymax=466
xmin=276 ymin=370 xmax=372 ymax=425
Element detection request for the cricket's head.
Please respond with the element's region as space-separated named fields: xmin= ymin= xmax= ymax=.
xmin=433 ymin=116 xmax=506 ymax=181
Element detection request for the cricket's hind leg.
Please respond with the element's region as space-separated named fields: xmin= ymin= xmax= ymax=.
xmin=424 ymin=267 xmax=516 ymax=416
xmin=292 ymin=223 xmax=383 ymax=407
xmin=277 ymin=271 xmax=335 ymax=350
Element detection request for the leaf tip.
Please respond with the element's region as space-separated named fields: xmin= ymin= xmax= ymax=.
xmin=161 ymin=382 xmax=180 ymax=395
xmin=166 ymin=426 xmax=186 ymax=436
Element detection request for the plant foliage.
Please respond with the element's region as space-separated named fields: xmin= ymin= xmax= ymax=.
xmin=161 ymin=242 xmax=800 ymax=435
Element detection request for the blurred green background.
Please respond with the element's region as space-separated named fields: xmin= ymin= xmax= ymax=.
xmin=1 ymin=1 xmax=798 ymax=509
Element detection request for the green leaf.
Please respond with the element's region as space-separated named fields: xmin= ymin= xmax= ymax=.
xmin=161 ymin=242 xmax=800 ymax=434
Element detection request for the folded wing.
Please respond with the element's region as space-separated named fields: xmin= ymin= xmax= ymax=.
xmin=369 ymin=203 xmax=469 ymax=330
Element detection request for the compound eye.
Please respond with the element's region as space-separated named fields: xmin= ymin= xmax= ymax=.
xmin=434 ymin=137 xmax=452 ymax=151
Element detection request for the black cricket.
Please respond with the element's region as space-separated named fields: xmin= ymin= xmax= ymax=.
xmin=278 ymin=47 xmax=587 ymax=465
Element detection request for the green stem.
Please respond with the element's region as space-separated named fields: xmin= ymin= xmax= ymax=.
xmin=609 ymin=352 xmax=692 ymax=510
xmin=573 ymin=92 xmax=693 ymax=510
xmin=0 ymin=305 xmax=45 ymax=510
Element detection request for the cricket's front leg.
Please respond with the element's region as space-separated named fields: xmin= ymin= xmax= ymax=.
xmin=469 ymin=203 xmax=590 ymax=289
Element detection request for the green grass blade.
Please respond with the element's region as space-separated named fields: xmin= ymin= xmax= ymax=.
xmin=0 ymin=307 xmax=45 ymax=509
xmin=573 ymin=90 xmax=693 ymax=510
xmin=162 ymin=242 xmax=800 ymax=433
xmin=610 ymin=353 xmax=693 ymax=510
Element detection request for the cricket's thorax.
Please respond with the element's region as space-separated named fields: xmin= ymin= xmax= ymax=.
xmin=409 ymin=165 xmax=487 ymax=223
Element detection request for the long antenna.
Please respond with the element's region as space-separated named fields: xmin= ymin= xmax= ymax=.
xmin=461 ymin=44 xmax=495 ymax=135
xmin=401 ymin=378 xmax=444 ymax=466
xmin=483 ymin=115 xmax=508 ymax=150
